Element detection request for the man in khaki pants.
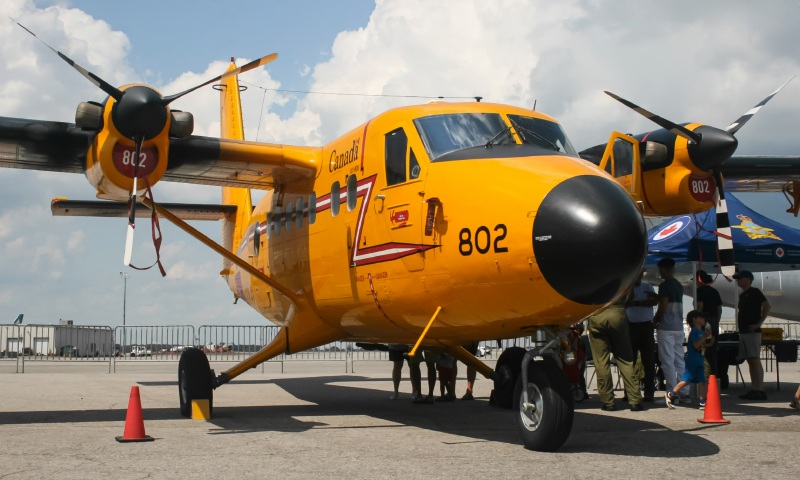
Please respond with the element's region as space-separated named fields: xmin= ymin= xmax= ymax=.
xmin=587 ymin=293 xmax=644 ymax=412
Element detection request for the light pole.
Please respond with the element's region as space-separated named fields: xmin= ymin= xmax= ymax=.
xmin=120 ymin=272 xmax=129 ymax=354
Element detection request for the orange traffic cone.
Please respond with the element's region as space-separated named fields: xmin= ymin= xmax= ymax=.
xmin=116 ymin=386 xmax=155 ymax=442
xmin=698 ymin=374 xmax=730 ymax=424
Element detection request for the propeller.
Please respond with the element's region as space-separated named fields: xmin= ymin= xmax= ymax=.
xmin=14 ymin=19 xmax=277 ymax=267
xmin=605 ymin=78 xmax=793 ymax=276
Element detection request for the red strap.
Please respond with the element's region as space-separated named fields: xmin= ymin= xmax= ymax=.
xmin=128 ymin=181 xmax=167 ymax=277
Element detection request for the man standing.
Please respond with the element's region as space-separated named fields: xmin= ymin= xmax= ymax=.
xmin=733 ymin=270 xmax=771 ymax=400
xmin=653 ymin=258 xmax=688 ymax=404
xmin=587 ymin=293 xmax=644 ymax=412
xmin=625 ymin=271 xmax=658 ymax=402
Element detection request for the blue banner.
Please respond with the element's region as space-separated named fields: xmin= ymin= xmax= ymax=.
xmin=647 ymin=194 xmax=800 ymax=266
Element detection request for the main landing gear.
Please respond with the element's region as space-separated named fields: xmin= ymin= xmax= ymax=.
xmin=178 ymin=348 xmax=214 ymax=418
xmin=490 ymin=333 xmax=574 ymax=451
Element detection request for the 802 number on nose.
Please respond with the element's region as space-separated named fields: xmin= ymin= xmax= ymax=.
xmin=458 ymin=224 xmax=508 ymax=256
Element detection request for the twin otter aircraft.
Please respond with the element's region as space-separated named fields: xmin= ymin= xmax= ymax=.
xmin=1 ymin=24 xmax=795 ymax=451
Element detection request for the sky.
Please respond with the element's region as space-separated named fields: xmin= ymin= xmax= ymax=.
xmin=1 ymin=0 xmax=800 ymax=329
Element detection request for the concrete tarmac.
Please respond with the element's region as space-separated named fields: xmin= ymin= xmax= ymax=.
xmin=0 ymin=358 xmax=798 ymax=479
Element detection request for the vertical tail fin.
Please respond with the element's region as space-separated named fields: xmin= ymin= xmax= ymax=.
xmin=13 ymin=314 xmax=23 ymax=324
xmin=219 ymin=58 xmax=253 ymax=275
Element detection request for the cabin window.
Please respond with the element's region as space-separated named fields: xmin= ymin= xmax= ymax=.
xmin=385 ymin=128 xmax=408 ymax=185
xmin=252 ymin=222 xmax=260 ymax=255
xmin=285 ymin=202 xmax=293 ymax=232
xmin=346 ymin=174 xmax=358 ymax=211
xmin=273 ymin=206 xmax=282 ymax=236
xmin=308 ymin=193 xmax=317 ymax=224
xmin=295 ymin=198 xmax=304 ymax=228
xmin=331 ymin=182 xmax=341 ymax=216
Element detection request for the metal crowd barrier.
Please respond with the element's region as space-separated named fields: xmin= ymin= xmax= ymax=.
xmin=0 ymin=322 xmax=527 ymax=374
xmin=0 ymin=324 xmax=115 ymax=373
xmin=112 ymin=325 xmax=195 ymax=371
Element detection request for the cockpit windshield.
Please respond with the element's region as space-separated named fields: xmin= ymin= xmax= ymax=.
xmin=414 ymin=113 xmax=507 ymax=160
xmin=414 ymin=112 xmax=578 ymax=161
xmin=507 ymin=114 xmax=578 ymax=157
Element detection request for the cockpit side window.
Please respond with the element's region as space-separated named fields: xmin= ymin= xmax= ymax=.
xmin=409 ymin=149 xmax=420 ymax=180
xmin=612 ymin=137 xmax=634 ymax=177
xmin=385 ymin=128 xmax=408 ymax=186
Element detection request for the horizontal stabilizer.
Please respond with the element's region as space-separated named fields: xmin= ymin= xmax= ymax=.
xmin=51 ymin=198 xmax=236 ymax=221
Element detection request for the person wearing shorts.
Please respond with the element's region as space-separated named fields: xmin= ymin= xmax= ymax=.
xmin=460 ymin=342 xmax=480 ymax=400
xmin=408 ymin=348 xmax=438 ymax=403
xmin=388 ymin=345 xmax=409 ymax=400
xmin=666 ymin=311 xmax=713 ymax=409
xmin=733 ymin=270 xmax=771 ymax=401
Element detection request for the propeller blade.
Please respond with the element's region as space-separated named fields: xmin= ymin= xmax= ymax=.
xmin=13 ymin=18 xmax=124 ymax=100
xmin=725 ymin=76 xmax=795 ymax=135
xmin=604 ymin=91 xmax=701 ymax=144
xmin=162 ymin=53 xmax=278 ymax=104
xmin=123 ymin=135 xmax=144 ymax=266
xmin=712 ymin=169 xmax=736 ymax=276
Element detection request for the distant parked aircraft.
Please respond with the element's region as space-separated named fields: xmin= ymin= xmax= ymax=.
xmin=12 ymin=314 xmax=23 ymax=325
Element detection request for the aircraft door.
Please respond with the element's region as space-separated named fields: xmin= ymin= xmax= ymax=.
xmin=599 ymin=132 xmax=643 ymax=205
xmin=374 ymin=126 xmax=427 ymax=271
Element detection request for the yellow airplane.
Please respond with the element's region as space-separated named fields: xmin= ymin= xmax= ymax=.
xmin=0 ymin=23 xmax=793 ymax=451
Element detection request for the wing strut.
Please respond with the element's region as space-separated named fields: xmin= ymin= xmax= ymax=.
xmin=140 ymin=197 xmax=302 ymax=303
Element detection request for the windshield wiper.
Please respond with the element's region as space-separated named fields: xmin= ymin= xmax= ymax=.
xmin=509 ymin=119 xmax=560 ymax=151
xmin=484 ymin=125 xmax=513 ymax=149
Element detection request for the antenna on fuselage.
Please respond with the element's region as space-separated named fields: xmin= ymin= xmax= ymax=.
xmin=475 ymin=96 xmax=482 ymax=102
xmin=532 ymin=99 xmax=537 ymax=111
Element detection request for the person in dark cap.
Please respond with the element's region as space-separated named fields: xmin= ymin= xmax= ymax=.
xmin=695 ymin=270 xmax=722 ymax=380
xmin=654 ymin=257 xmax=689 ymax=404
xmin=733 ymin=270 xmax=771 ymax=400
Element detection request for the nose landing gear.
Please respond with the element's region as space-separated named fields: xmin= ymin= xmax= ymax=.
xmin=490 ymin=330 xmax=575 ymax=451
xmin=514 ymin=355 xmax=573 ymax=451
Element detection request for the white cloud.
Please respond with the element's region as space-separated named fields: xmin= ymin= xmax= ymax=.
xmin=66 ymin=229 xmax=86 ymax=251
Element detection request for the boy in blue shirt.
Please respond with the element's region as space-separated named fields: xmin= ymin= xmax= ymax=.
xmin=666 ymin=310 xmax=714 ymax=409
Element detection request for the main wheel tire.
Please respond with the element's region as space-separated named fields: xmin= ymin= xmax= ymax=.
xmin=178 ymin=348 xmax=214 ymax=418
xmin=491 ymin=347 xmax=526 ymax=409
xmin=513 ymin=355 xmax=574 ymax=452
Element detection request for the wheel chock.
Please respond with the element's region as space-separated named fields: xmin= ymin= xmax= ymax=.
xmin=191 ymin=399 xmax=211 ymax=420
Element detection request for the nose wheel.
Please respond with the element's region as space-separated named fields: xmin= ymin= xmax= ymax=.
xmin=513 ymin=355 xmax=573 ymax=451
xmin=178 ymin=348 xmax=214 ymax=418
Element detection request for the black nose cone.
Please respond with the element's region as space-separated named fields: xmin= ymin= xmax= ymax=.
xmin=533 ymin=175 xmax=646 ymax=305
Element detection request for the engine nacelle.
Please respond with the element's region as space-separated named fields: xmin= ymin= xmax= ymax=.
xmin=83 ymin=85 xmax=171 ymax=200
xmin=638 ymin=125 xmax=716 ymax=216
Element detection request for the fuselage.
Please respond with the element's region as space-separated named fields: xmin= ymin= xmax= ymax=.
xmin=226 ymin=102 xmax=647 ymax=346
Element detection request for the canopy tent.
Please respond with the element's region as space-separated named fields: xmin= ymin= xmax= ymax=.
xmin=647 ymin=194 xmax=800 ymax=273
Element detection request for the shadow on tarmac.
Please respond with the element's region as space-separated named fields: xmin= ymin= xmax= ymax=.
xmin=5 ymin=375 xmax=793 ymax=455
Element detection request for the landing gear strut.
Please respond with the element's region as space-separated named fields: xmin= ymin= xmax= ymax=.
xmin=178 ymin=348 xmax=214 ymax=418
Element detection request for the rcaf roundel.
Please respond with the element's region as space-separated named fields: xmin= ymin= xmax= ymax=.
xmin=651 ymin=216 xmax=692 ymax=242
